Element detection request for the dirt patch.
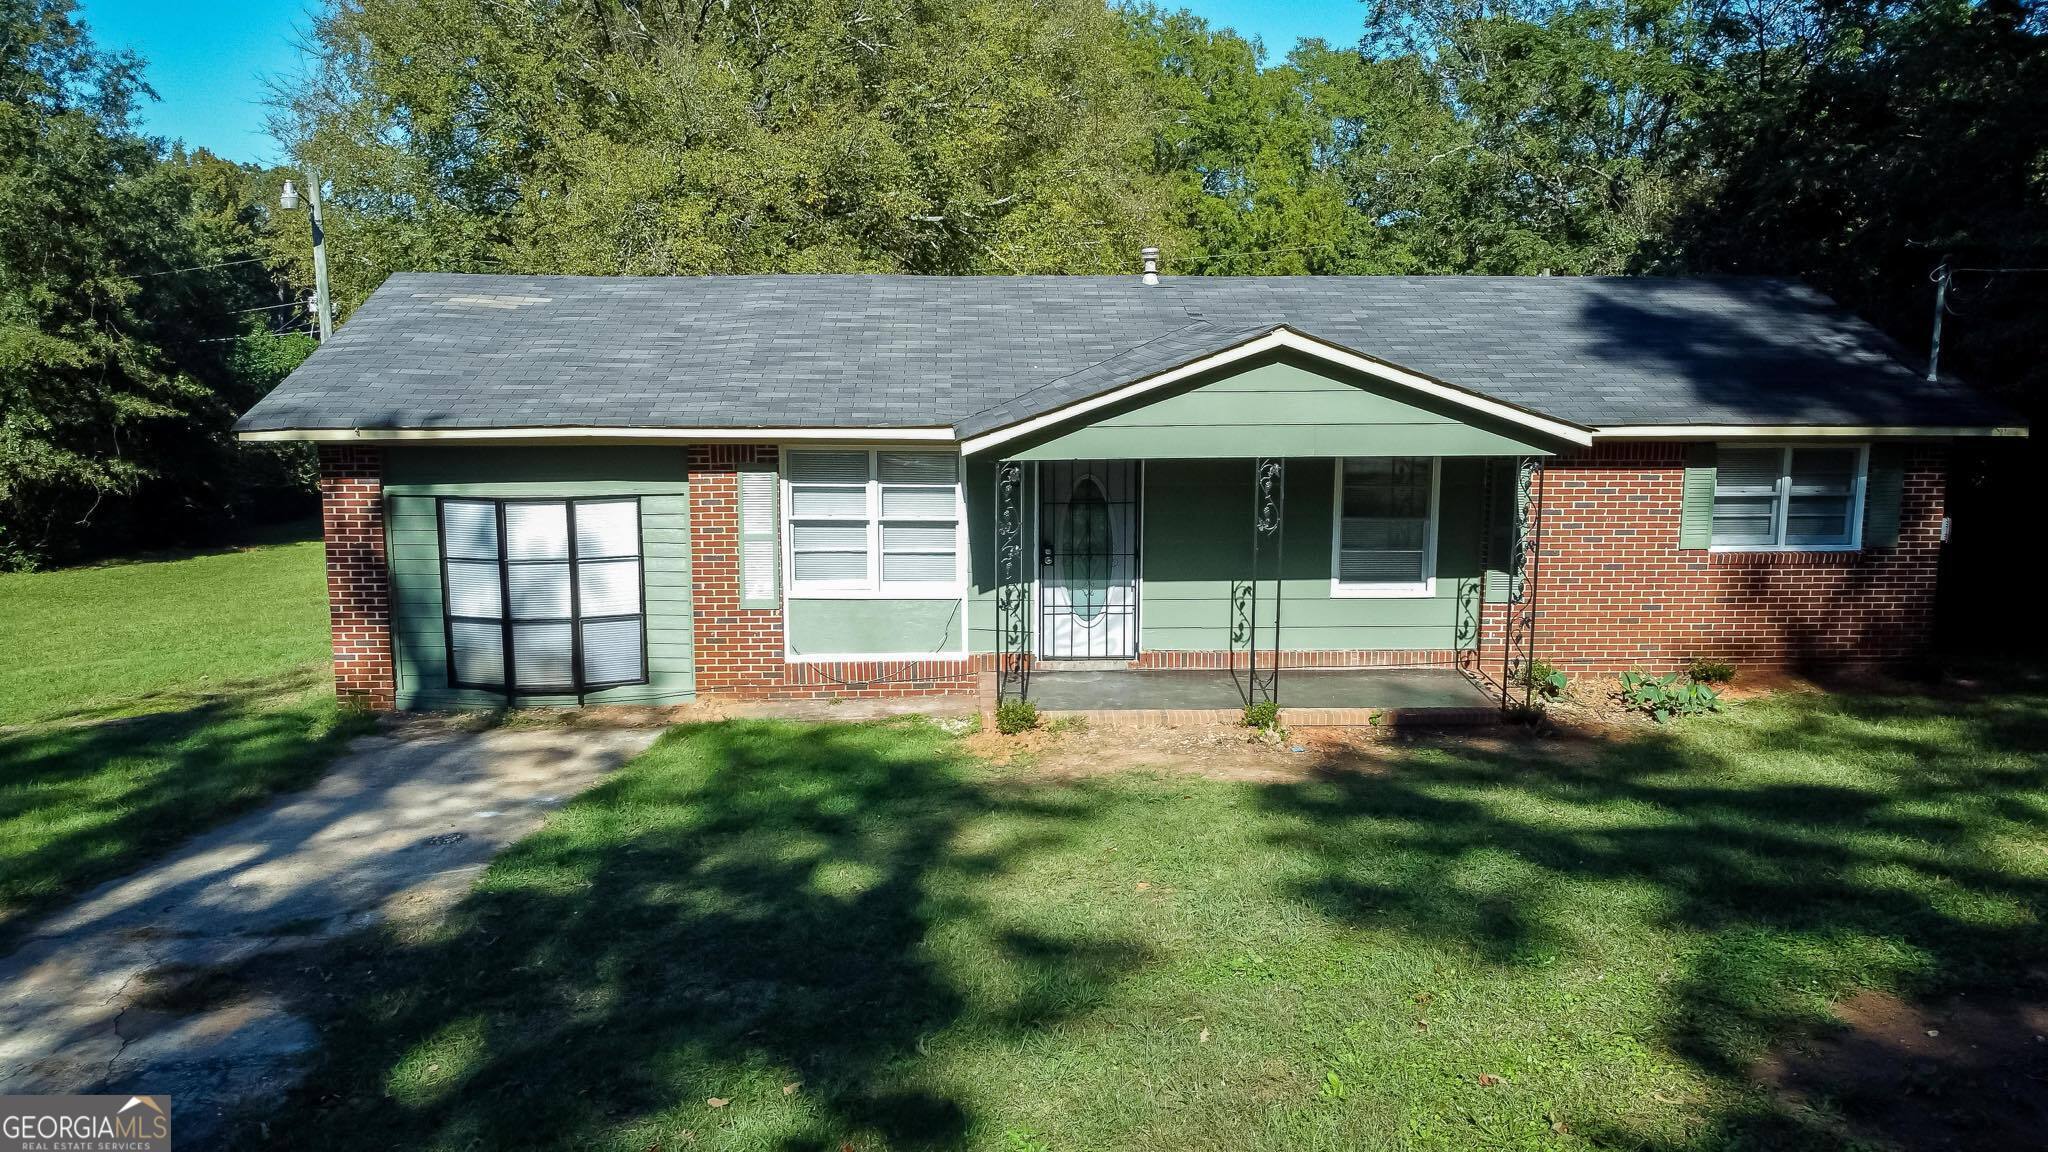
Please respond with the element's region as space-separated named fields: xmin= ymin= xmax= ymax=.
xmin=959 ymin=718 xmax=1577 ymax=782
xmin=1759 ymin=988 xmax=2048 ymax=1150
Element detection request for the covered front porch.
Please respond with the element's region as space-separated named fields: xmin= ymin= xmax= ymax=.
xmin=962 ymin=333 xmax=1584 ymax=719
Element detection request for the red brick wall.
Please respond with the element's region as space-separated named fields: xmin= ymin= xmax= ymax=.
xmin=1529 ymin=443 xmax=1945 ymax=673
xmin=685 ymin=444 xmax=981 ymax=699
xmin=687 ymin=445 xmax=790 ymax=694
xmin=317 ymin=445 xmax=395 ymax=709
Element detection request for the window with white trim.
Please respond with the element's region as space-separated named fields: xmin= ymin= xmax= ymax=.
xmin=439 ymin=497 xmax=646 ymax=693
xmin=1711 ymin=444 xmax=1867 ymax=550
xmin=1332 ymin=457 xmax=1438 ymax=597
xmin=785 ymin=450 xmax=962 ymax=594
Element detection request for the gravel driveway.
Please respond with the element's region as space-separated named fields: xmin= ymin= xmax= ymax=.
xmin=0 ymin=722 xmax=658 ymax=1142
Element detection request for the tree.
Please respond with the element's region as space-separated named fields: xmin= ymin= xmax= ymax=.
xmin=274 ymin=0 xmax=1178 ymax=315
xmin=0 ymin=0 xmax=312 ymax=567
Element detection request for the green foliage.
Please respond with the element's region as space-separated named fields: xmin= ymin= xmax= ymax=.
xmin=1687 ymin=658 xmax=1737 ymax=685
xmin=278 ymin=0 xmax=1173 ymax=310
xmin=1243 ymin=698 xmax=1281 ymax=731
xmin=1618 ymin=670 xmax=1724 ymax=723
xmin=1528 ymin=659 xmax=1569 ymax=699
xmin=0 ymin=0 xmax=316 ymax=567
xmin=995 ymin=698 xmax=1040 ymax=735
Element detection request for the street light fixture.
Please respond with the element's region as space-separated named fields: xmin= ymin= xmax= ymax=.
xmin=279 ymin=171 xmax=333 ymax=342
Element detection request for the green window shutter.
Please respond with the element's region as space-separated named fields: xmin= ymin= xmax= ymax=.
xmin=739 ymin=467 xmax=780 ymax=608
xmin=1679 ymin=443 xmax=1717 ymax=549
xmin=1862 ymin=445 xmax=1906 ymax=548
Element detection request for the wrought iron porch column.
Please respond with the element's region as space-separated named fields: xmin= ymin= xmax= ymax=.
xmin=1500 ymin=456 xmax=1547 ymax=710
xmin=994 ymin=459 xmax=1031 ymax=705
xmin=1232 ymin=458 xmax=1286 ymax=709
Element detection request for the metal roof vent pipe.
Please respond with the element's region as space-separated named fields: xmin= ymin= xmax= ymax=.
xmin=1141 ymin=246 xmax=1160 ymax=286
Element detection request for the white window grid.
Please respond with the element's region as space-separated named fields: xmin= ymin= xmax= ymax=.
xmin=783 ymin=449 xmax=965 ymax=597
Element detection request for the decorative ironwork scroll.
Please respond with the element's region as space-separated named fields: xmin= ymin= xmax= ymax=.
xmin=1499 ymin=456 xmax=1546 ymax=710
xmin=994 ymin=459 xmax=1031 ymax=705
xmin=1455 ymin=459 xmax=1496 ymax=679
xmin=1233 ymin=458 xmax=1287 ymax=708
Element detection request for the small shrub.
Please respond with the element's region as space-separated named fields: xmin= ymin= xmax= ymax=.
xmin=1046 ymin=714 xmax=1088 ymax=734
xmin=1243 ymin=699 xmax=1281 ymax=731
xmin=994 ymin=698 xmax=1040 ymax=735
xmin=1528 ymin=660 xmax=1570 ymax=699
xmin=1687 ymin=657 xmax=1737 ymax=684
xmin=1617 ymin=670 xmax=1723 ymax=723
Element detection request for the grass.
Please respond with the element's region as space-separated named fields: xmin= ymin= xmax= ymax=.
xmin=0 ymin=526 xmax=369 ymax=943
xmin=0 ymin=524 xmax=330 ymax=728
xmin=231 ymin=679 xmax=2048 ymax=1151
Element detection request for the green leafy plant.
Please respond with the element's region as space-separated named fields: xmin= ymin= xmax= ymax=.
xmin=1687 ymin=658 xmax=1737 ymax=684
xmin=1617 ymin=671 xmax=1723 ymax=723
xmin=994 ymin=699 xmax=1040 ymax=735
xmin=1243 ymin=699 xmax=1281 ymax=731
xmin=1528 ymin=660 xmax=1570 ymax=699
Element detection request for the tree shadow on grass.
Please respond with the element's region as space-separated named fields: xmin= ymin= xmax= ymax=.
xmin=0 ymin=691 xmax=367 ymax=954
xmin=225 ymin=718 xmax=1143 ymax=1152
xmin=1258 ymin=685 xmax=2048 ymax=1149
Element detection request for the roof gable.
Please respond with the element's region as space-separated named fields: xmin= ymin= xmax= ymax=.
xmin=968 ymin=328 xmax=1591 ymax=457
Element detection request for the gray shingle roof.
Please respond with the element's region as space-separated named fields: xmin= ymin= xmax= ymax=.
xmin=234 ymin=272 xmax=2015 ymax=435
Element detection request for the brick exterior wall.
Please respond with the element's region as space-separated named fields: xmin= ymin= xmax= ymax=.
xmin=685 ymin=444 xmax=985 ymax=699
xmin=317 ymin=445 xmax=396 ymax=709
xmin=1526 ymin=443 xmax=1946 ymax=673
xmin=687 ymin=445 xmax=789 ymax=694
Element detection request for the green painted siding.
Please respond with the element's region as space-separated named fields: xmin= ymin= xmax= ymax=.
xmin=384 ymin=447 xmax=693 ymax=710
xmin=965 ymin=457 xmax=1506 ymax=655
xmin=1009 ymin=357 xmax=1565 ymax=461
xmin=786 ymin=598 xmax=964 ymax=656
xmin=1140 ymin=458 xmax=1491 ymax=651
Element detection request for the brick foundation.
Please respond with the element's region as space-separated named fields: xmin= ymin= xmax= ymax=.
xmin=317 ymin=445 xmax=395 ymax=709
xmin=1526 ymin=443 xmax=1945 ymax=673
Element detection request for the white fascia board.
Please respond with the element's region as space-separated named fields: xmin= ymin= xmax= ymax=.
xmin=235 ymin=425 xmax=957 ymax=445
xmin=1592 ymin=424 xmax=2029 ymax=440
xmin=956 ymin=327 xmax=1594 ymax=456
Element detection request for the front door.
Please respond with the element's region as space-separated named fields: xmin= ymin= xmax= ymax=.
xmin=1038 ymin=460 xmax=1139 ymax=659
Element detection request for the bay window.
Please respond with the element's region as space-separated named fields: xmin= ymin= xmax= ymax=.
xmin=439 ymin=497 xmax=646 ymax=693
xmin=1332 ymin=456 xmax=1439 ymax=597
xmin=785 ymin=450 xmax=962 ymax=595
xmin=1711 ymin=444 xmax=1866 ymax=550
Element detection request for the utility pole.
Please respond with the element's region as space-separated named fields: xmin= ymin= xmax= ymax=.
xmin=1927 ymin=260 xmax=1949 ymax=382
xmin=279 ymin=169 xmax=334 ymax=342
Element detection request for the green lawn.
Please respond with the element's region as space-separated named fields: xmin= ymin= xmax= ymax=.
xmin=0 ymin=526 xmax=331 ymax=728
xmin=238 ymin=682 xmax=2048 ymax=1151
xmin=0 ymin=528 xmax=367 ymax=942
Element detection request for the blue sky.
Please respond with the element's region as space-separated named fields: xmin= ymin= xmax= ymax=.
xmin=75 ymin=0 xmax=1365 ymax=165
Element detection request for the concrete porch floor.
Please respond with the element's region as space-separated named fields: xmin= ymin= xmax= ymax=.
xmin=1025 ymin=667 xmax=1496 ymax=712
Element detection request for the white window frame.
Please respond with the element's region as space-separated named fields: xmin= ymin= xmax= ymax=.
xmin=1709 ymin=442 xmax=1869 ymax=553
xmin=781 ymin=447 xmax=966 ymax=599
xmin=1330 ymin=456 xmax=1440 ymax=599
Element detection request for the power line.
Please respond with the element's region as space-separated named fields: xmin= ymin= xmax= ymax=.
xmin=191 ymin=328 xmax=316 ymax=344
xmin=228 ymin=299 xmax=309 ymax=315
xmin=124 ymin=255 xmax=270 ymax=281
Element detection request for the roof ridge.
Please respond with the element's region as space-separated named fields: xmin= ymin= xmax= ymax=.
xmin=949 ymin=316 xmax=1243 ymax=427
